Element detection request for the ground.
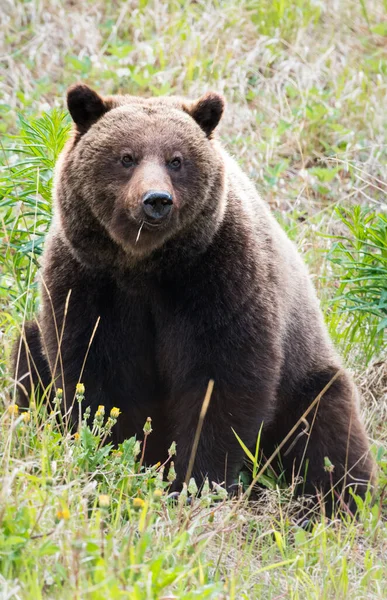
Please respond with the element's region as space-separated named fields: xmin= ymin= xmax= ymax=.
xmin=0 ymin=1 xmax=386 ymax=598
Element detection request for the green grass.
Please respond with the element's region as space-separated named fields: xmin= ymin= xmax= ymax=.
xmin=326 ymin=207 xmax=387 ymax=363
xmin=1 ymin=0 xmax=386 ymax=597
xmin=1 ymin=396 xmax=387 ymax=599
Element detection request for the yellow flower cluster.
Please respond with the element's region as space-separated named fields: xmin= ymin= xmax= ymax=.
xmin=95 ymin=405 xmax=105 ymax=417
xmin=56 ymin=507 xmax=70 ymax=520
xmin=7 ymin=404 xmax=19 ymax=416
xmin=54 ymin=388 xmax=63 ymax=406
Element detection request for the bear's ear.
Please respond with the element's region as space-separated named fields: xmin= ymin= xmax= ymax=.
xmin=67 ymin=84 xmax=110 ymax=134
xmin=187 ymin=92 xmax=225 ymax=137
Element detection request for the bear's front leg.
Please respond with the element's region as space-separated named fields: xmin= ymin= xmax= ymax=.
xmin=168 ymin=378 xmax=271 ymax=493
xmin=35 ymin=236 xmax=166 ymax=454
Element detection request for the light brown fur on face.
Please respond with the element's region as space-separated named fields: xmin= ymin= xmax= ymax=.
xmin=14 ymin=84 xmax=375 ymax=515
xmin=54 ymin=86 xmax=226 ymax=262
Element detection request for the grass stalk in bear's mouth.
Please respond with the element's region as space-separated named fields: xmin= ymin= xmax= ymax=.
xmin=135 ymin=220 xmax=145 ymax=244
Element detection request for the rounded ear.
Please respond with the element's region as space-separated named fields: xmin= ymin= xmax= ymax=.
xmin=67 ymin=84 xmax=109 ymax=134
xmin=187 ymin=92 xmax=225 ymax=137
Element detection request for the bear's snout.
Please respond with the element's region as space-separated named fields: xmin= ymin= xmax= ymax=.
xmin=142 ymin=190 xmax=173 ymax=222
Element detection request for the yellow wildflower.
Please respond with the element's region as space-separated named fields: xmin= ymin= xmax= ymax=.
xmin=8 ymin=404 xmax=19 ymax=416
xmin=56 ymin=388 xmax=63 ymax=399
xmin=73 ymin=432 xmax=80 ymax=441
xmin=98 ymin=494 xmax=110 ymax=508
xmin=56 ymin=507 xmax=70 ymax=520
xmin=110 ymin=407 xmax=121 ymax=419
xmin=133 ymin=497 xmax=145 ymax=509
xmin=93 ymin=405 xmax=105 ymax=429
xmin=96 ymin=405 xmax=105 ymax=417
xmin=75 ymin=383 xmax=85 ymax=395
xmin=153 ymin=489 xmax=163 ymax=499
xmin=21 ymin=412 xmax=31 ymax=423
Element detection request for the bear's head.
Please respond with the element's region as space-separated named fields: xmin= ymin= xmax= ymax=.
xmin=54 ymin=84 xmax=227 ymax=270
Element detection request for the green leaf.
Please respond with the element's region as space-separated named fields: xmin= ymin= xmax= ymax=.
xmin=38 ymin=540 xmax=60 ymax=556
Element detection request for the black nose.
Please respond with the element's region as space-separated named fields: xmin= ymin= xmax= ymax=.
xmin=142 ymin=190 xmax=173 ymax=221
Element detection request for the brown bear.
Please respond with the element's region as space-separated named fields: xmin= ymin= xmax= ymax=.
xmin=14 ymin=84 xmax=375 ymax=510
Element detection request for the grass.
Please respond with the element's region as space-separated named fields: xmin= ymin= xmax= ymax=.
xmin=0 ymin=0 xmax=386 ymax=597
xmin=326 ymin=206 xmax=387 ymax=363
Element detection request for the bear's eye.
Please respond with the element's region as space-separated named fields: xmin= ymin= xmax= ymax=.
xmin=121 ymin=154 xmax=135 ymax=167
xmin=169 ymin=156 xmax=182 ymax=170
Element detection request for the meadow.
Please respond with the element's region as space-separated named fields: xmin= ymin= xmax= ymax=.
xmin=0 ymin=0 xmax=386 ymax=598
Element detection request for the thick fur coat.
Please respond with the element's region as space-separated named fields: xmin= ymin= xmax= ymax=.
xmin=14 ymin=85 xmax=375 ymax=508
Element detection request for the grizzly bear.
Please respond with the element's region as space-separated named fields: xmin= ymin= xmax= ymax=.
xmin=14 ymin=83 xmax=375 ymax=510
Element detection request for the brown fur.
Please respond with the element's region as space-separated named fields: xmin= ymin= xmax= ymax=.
xmin=13 ymin=84 xmax=375 ymax=511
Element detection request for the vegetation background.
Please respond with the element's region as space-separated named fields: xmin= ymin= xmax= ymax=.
xmin=0 ymin=0 xmax=386 ymax=598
